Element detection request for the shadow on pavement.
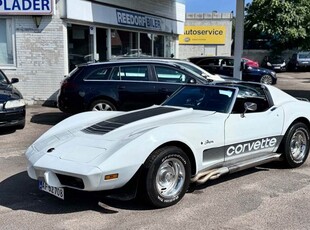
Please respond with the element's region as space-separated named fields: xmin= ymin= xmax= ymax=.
xmin=0 ymin=171 xmax=151 ymax=214
xmin=30 ymin=112 xmax=70 ymax=126
xmin=0 ymin=162 xmax=286 ymax=214
xmin=0 ymin=127 xmax=16 ymax=135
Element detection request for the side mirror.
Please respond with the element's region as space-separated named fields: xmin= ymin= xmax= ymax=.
xmin=241 ymin=102 xmax=257 ymax=117
xmin=11 ymin=78 xmax=19 ymax=84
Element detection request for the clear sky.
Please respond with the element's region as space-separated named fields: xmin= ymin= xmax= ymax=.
xmin=185 ymin=0 xmax=253 ymax=13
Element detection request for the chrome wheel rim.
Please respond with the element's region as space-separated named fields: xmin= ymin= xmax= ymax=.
xmin=156 ymin=158 xmax=185 ymax=199
xmin=261 ymin=75 xmax=272 ymax=85
xmin=92 ymin=103 xmax=113 ymax=111
xmin=290 ymin=128 xmax=308 ymax=162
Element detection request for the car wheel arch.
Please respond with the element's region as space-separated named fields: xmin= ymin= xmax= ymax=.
xmin=152 ymin=141 xmax=197 ymax=176
xmin=88 ymin=96 xmax=118 ymax=111
xmin=277 ymin=117 xmax=310 ymax=153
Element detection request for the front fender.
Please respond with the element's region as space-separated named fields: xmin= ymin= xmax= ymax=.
xmin=98 ymin=122 xmax=225 ymax=183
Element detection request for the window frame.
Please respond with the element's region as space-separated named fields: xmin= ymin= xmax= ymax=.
xmin=0 ymin=17 xmax=16 ymax=69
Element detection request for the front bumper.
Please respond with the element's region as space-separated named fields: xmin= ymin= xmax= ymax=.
xmin=0 ymin=106 xmax=25 ymax=128
xmin=26 ymin=152 xmax=139 ymax=192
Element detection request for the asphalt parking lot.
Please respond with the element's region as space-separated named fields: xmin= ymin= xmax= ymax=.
xmin=0 ymin=72 xmax=310 ymax=230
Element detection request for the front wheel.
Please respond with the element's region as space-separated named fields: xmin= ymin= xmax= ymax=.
xmin=260 ymin=75 xmax=273 ymax=85
xmin=282 ymin=122 xmax=310 ymax=168
xmin=140 ymin=146 xmax=191 ymax=208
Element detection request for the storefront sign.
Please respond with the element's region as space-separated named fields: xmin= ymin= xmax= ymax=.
xmin=64 ymin=0 xmax=181 ymax=34
xmin=116 ymin=9 xmax=161 ymax=30
xmin=179 ymin=26 xmax=226 ymax=45
xmin=0 ymin=0 xmax=53 ymax=15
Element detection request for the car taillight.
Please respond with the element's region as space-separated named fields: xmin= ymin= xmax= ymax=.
xmin=61 ymin=80 xmax=77 ymax=89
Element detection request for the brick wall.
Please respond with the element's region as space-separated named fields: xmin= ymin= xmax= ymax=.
xmin=3 ymin=12 xmax=66 ymax=105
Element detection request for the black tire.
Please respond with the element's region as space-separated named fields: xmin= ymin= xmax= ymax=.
xmin=89 ymin=99 xmax=116 ymax=111
xmin=282 ymin=122 xmax=310 ymax=168
xmin=140 ymin=146 xmax=191 ymax=208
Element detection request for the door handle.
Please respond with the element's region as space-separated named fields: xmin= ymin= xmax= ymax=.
xmin=118 ymin=86 xmax=126 ymax=90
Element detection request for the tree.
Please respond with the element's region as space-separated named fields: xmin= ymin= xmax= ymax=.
xmin=244 ymin=0 xmax=310 ymax=51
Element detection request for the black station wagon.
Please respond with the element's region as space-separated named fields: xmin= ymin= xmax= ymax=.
xmin=57 ymin=60 xmax=209 ymax=113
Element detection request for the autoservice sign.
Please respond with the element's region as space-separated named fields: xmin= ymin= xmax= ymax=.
xmin=179 ymin=26 xmax=226 ymax=45
xmin=0 ymin=0 xmax=53 ymax=15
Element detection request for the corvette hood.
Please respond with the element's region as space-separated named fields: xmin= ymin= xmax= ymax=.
xmin=80 ymin=106 xmax=215 ymax=138
xmin=30 ymin=106 xmax=219 ymax=164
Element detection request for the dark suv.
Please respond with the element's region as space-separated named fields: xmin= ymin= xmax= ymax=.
xmin=189 ymin=56 xmax=277 ymax=85
xmin=57 ymin=60 xmax=208 ymax=113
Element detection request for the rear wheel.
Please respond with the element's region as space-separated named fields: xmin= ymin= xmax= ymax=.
xmin=282 ymin=122 xmax=310 ymax=168
xmin=89 ymin=99 xmax=116 ymax=111
xmin=140 ymin=146 xmax=191 ymax=208
xmin=260 ymin=75 xmax=273 ymax=85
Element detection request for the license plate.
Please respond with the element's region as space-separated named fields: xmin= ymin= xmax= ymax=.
xmin=39 ymin=180 xmax=64 ymax=200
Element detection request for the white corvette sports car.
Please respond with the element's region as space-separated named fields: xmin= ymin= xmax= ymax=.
xmin=26 ymin=82 xmax=310 ymax=208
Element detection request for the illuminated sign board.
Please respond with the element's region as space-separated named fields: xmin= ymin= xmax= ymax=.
xmin=0 ymin=0 xmax=53 ymax=15
xmin=179 ymin=26 xmax=226 ymax=45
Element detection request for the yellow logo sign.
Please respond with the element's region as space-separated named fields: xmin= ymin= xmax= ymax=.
xmin=179 ymin=26 xmax=226 ymax=45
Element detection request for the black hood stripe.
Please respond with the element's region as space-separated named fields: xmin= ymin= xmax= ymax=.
xmin=82 ymin=107 xmax=180 ymax=135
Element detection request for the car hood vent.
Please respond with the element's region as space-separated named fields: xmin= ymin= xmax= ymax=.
xmin=82 ymin=107 xmax=181 ymax=135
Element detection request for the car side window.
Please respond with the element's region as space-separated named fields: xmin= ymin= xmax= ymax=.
xmin=221 ymin=59 xmax=234 ymax=67
xmin=155 ymin=66 xmax=190 ymax=83
xmin=111 ymin=66 xmax=149 ymax=81
xmin=85 ymin=67 xmax=111 ymax=80
xmin=197 ymin=58 xmax=220 ymax=66
xmin=231 ymin=85 xmax=271 ymax=114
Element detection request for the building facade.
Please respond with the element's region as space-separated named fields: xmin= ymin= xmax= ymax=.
xmin=0 ymin=0 xmax=185 ymax=104
xmin=179 ymin=12 xmax=233 ymax=59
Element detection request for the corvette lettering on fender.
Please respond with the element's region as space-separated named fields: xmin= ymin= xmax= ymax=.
xmin=226 ymin=137 xmax=282 ymax=156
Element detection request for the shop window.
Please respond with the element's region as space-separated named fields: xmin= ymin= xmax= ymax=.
xmin=111 ymin=30 xmax=138 ymax=58
xmin=0 ymin=18 xmax=14 ymax=66
xmin=153 ymin=35 xmax=164 ymax=57
xmin=140 ymin=33 xmax=152 ymax=57
xmin=165 ymin=36 xmax=173 ymax=58
xmin=68 ymin=24 xmax=94 ymax=72
xmin=110 ymin=30 xmax=173 ymax=59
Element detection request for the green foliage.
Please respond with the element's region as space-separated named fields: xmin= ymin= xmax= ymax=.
xmin=245 ymin=0 xmax=310 ymax=50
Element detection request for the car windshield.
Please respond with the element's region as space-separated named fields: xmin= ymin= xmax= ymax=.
xmin=163 ymin=85 xmax=236 ymax=113
xmin=177 ymin=61 xmax=211 ymax=76
xmin=298 ymin=53 xmax=310 ymax=59
xmin=0 ymin=70 xmax=9 ymax=84
xmin=269 ymin=56 xmax=284 ymax=63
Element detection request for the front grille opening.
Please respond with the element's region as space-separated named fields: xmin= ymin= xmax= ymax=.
xmin=56 ymin=174 xmax=85 ymax=189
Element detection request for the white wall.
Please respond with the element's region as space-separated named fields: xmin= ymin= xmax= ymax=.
xmin=3 ymin=10 xmax=66 ymax=104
